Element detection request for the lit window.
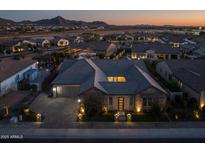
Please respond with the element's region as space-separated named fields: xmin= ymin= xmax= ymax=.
xmin=117 ymin=76 xmax=126 ymax=82
xmin=113 ymin=77 xmax=118 ymax=82
xmin=107 ymin=76 xmax=126 ymax=82
xmin=107 ymin=76 xmax=114 ymax=82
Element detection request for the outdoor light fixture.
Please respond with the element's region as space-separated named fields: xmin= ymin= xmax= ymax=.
xmin=137 ymin=107 xmax=141 ymax=113
xmin=114 ymin=112 xmax=120 ymax=121
xmin=175 ymin=114 xmax=178 ymax=120
xmin=194 ymin=110 xmax=200 ymax=119
xmin=103 ymin=106 xmax=108 ymax=113
xmin=200 ymin=102 xmax=204 ymax=109
xmin=77 ymin=99 xmax=81 ymax=103
xmin=78 ymin=113 xmax=83 ymax=121
xmin=127 ymin=113 xmax=132 ymax=121
xmin=52 ymin=87 xmax=56 ymax=92
xmin=36 ymin=113 xmax=42 ymax=122
xmin=80 ymin=106 xmax=85 ymax=114
xmin=24 ymin=108 xmax=30 ymax=113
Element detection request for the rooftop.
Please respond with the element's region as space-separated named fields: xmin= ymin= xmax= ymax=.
xmin=53 ymin=58 xmax=167 ymax=95
xmin=164 ymin=59 xmax=205 ymax=92
xmin=132 ymin=42 xmax=180 ymax=54
xmin=70 ymin=41 xmax=112 ymax=52
xmin=0 ymin=57 xmax=37 ymax=82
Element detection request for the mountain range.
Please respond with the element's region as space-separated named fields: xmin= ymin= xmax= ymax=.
xmin=0 ymin=16 xmax=199 ymax=29
xmin=0 ymin=16 xmax=110 ymax=28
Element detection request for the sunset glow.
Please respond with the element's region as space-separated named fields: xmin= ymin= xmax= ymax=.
xmin=1 ymin=10 xmax=205 ymax=26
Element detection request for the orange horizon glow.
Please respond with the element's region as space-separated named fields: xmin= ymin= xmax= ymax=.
xmin=109 ymin=18 xmax=205 ymax=26
xmin=102 ymin=11 xmax=205 ymax=26
xmin=2 ymin=10 xmax=205 ymax=26
xmin=107 ymin=17 xmax=205 ymax=26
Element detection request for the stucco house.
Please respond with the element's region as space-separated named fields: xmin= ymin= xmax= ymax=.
xmin=0 ymin=58 xmax=38 ymax=96
xmin=11 ymin=40 xmax=37 ymax=53
xmin=131 ymin=42 xmax=181 ymax=60
xmin=156 ymin=60 xmax=205 ymax=108
xmin=52 ymin=58 xmax=167 ymax=113
xmin=160 ymin=34 xmax=189 ymax=48
xmin=69 ymin=41 xmax=118 ymax=57
xmin=134 ymin=33 xmax=160 ymax=43
xmin=57 ymin=38 xmax=69 ymax=47
xmin=42 ymin=39 xmax=51 ymax=48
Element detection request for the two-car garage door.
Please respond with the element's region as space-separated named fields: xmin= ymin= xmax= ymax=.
xmin=56 ymin=85 xmax=80 ymax=97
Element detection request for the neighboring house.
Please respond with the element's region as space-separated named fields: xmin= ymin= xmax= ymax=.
xmin=32 ymin=36 xmax=55 ymax=48
xmin=11 ymin=40 xmax=37 ymax=53
xmin=131 ymin=43 xmax=181 ymax=60
xmin=184 ymin=37 xmax=205 ymax=58
xmin=160 ymin=34 xmax=189 ymax=48
xmin=52 ymin=58 xmax=167 ymax=113
xmin=0 ymin=58 xmax=38 ymax=96
xmin=0 ymin=39 xmax=22 ymax=53
xmin=23 ymin=69 xmax=38 ymax=81
xmin=42 ymin=39 xmax=50 ymax=48
xmin=57 ymin=38 xmax=69 ymax=47
xmin=30 ymin=70 xmax=50 ymax=91
xmin=134 ymin=33 xmax=160 ymax=43
xmin=74 ymin=36 xmax=84 ymax=43
xmin=69 ymin=41 xmax=118 ymax=57
xmin=156 ymin=60 xmax=205 ymax=108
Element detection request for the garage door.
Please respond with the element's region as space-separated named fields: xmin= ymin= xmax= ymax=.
xmin=57 ymin=85 xmax=80 ymax=97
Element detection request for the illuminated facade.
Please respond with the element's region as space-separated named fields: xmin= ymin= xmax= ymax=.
xmin=52 ymin=58 xmax=167 ymax=113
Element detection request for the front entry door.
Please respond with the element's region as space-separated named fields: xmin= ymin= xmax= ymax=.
xmin=118 ymin=97 xmax=125 ymax=111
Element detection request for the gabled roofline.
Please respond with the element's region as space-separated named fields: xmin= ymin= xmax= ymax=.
xmin=85 ymin=59 xmax=107 ymax=93
xmin=136 ymin=66 xmax=168 ymax=95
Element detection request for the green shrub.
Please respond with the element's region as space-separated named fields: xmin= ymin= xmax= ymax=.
xmin=188 ymin=97 xmax=198 ymax=110
xmin=83 ymin=94 xmax=103 ymax=117
xmin=21 ymin=107 xmax=44 ymax=122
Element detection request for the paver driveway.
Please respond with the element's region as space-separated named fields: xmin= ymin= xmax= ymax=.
xmin=30 ymin=93 xmax=79 ymax=128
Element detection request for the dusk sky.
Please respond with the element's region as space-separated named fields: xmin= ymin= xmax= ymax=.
xmin=1 ymin=10 xmax=205 ymax=26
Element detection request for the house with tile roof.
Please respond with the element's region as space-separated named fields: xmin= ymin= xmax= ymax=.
xmin=52 ymin=58 xmax=167 ymax=113
xmin=156 ymin=60 xmax=205 ymax=108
